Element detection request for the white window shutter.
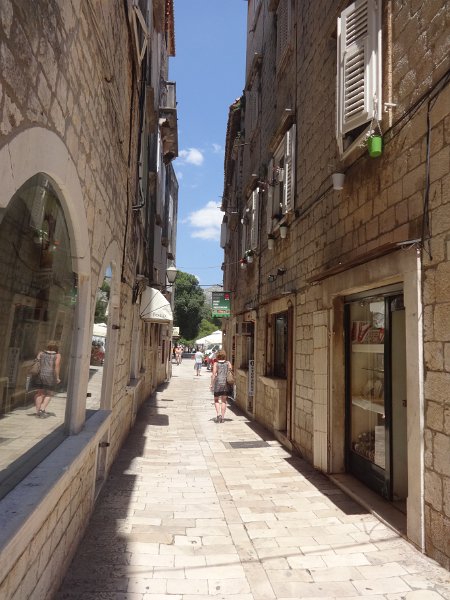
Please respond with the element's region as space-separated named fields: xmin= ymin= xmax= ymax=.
xmin=267 ymin=158 xmax=274 ymax=233
xmin=337 ymin=0 xmax=381 ymax=137
xmin=220 ymin=222 xmax=227 ymax=249
xmin=283 ymin=125 xmax=295 ymax=213
xmin=251 ymin=189 xmax=259 ymax=250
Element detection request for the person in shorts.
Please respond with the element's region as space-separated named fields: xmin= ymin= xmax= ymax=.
xmin=194 ymin=349 xmax=203 ymax=376
xmin=210 ymin=349 xmax=232 ymax=423
xmin=31 ymin=340 xmax=61 ymax=418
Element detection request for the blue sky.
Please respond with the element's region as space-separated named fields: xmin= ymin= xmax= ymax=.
xmin=170 ymin=0 xmax=247 ymax=287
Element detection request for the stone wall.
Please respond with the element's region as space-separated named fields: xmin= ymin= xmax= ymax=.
xmin=422 ymin=83 xmax=450 ymax=569
xmin=224 ymin=0 xmax=450 ymax=569
xmin=0 ymin=0 xmax=161 ymax=596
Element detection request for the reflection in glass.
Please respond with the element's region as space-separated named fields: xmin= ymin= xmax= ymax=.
xmin=0 ymin=174 xmax=76 ymax=497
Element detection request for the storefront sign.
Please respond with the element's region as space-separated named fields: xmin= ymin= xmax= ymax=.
xmin=211 ymin=291 xmax=231 ymax=318
xmin=248 ymin=359 xmax=255 ymax=397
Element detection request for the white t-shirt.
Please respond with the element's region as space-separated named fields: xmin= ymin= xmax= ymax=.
xmin=194 ymin=351 xmax=203 ymax=364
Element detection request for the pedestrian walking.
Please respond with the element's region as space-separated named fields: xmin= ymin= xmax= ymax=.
xmin=210 ymin=349 xmax=233 ymax=422
xmin=30 ymin=340 xmax=61 ymax=418
xmin=193 ymin=348 xmax=203 ymax=376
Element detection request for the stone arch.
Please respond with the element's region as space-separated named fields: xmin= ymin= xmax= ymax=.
xmin=0 ymin=127 xmax=92 ymax=433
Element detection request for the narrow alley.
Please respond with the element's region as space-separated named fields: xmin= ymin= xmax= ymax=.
xmin=56 ymin=362 xmax=450 ymax=600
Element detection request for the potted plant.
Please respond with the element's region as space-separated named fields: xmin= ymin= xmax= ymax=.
xmin=239 ymin=258 xmax=247 ymax=270
xmin=267 ymin=235 xmax=275 ymax=250
xmin=361 ymin=119 xmax=383 ymax=158
xmin=245 ymin=249 xmax=255 ymax=263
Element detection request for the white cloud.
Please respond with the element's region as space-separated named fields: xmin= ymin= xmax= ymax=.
xmin=179 ymin=147 xmax=204 ymax=166
xmin=212 ymin=143 xmax=223 ymax=154
xmin=187 ymin=201 xmax=222 ymax=241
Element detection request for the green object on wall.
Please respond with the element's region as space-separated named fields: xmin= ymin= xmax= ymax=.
xmin=367 ymin=135 xmax=383 ymax=157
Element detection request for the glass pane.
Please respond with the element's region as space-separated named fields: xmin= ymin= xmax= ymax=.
xmin=274 ymin=314 xmax=287 ymax=378
xmin=349 ymin=298 xmax=385 ymax=469
xmin=0 ymin=174 xmax=76 ymax=496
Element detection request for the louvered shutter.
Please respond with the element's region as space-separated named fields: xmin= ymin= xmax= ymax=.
xmin=220 ymin=221 xmax=227 ymax=249
xmin=267 ymin=158 xmax=274 ymax=233
xmin=283 ymin=125 xmax=295 ymax=213
xmin=337 ymin=0 xmax=381 ymax=136
xmin=251 ymin=189 xmax=259 ymax=250
xmin=276 ymin=1 xmax=290 ymax=66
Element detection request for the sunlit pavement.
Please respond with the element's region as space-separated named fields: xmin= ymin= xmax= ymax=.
xmin=56 ymin=361 xmax=450 ymax=600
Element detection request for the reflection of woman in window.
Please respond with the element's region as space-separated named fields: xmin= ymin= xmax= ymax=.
xmin=32 ymin=341 xmax=61 ymax=418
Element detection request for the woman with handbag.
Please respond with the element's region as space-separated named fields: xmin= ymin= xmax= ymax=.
xmin=210 ymin=349 xmax=233 ymax=423
xmin=31 ymin=340 xmax=61 ymax=418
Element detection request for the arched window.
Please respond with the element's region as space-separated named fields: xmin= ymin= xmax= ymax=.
xmin=0 ymin=173 xmax=76 ymax=498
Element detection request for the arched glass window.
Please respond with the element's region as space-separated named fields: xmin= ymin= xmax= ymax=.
xmin=0 ymin=173 xmax=76 ymax=498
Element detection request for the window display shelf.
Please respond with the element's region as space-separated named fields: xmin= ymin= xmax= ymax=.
xmin=352 ymin=396 xmax=385 ymax=416
xmin=352 ymin=343 xmax=384 ymax=353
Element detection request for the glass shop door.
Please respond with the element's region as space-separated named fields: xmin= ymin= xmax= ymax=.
xmin=345 ymin=290 xmax=407 ymax=502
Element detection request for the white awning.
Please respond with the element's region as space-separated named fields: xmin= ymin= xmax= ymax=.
xmin=140 ymin=287 xmax=173 ymax=323
xmin=93 ymin=323 xmax=108 ymax=338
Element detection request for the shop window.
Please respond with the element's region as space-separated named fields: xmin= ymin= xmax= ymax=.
xmin=345 ymin=288 xmax=407 ymax=502
xmin=0 ymin=173 xmax=77 ymax=499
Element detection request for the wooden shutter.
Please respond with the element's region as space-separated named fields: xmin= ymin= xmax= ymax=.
xmin=220 ymin=221 xmax=227 ymax=249
xmin=267 ymin=158 xmax=274 ymax=233
xmin=251 ymin=189 xmax=259 ymax=250
xmin=283 ymin=125 xmax=295 ymax=213
xmin=337 ymin=0 xmax=381 ymax=137
xmin=276 ymin=1 xmax=290 ymax=66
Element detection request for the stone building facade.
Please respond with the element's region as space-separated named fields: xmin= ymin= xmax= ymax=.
xmin=222 ymin=0 xmax=450 ymax=568
xmin=0 ymin=0 xmax=178 ymax=597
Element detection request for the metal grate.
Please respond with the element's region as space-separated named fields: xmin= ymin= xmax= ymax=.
xmin=229 ymin=441 xmax=269 ymax=449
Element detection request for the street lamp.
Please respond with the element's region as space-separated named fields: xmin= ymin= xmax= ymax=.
xmin=166 ymin=260 xmax=178 ymax=285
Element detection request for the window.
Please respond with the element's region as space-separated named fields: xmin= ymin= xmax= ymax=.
xmin=274 ymin=313 xmax=288 ymax=378
xmin=0 ymin=174 xmax=76 ymax=498
xmin=267 ymin=124 xmax=296 ymax=234
xmin=238 ymin=322 xmax=254 ymax=370
xmin=246 ymin=87 xmax=259 ymax=135
xmin=276 ymin=0 xmax=293 ymax=68
xmin=241 ymin=188 xmax=260 ymax=255
xmin=336 ymin=0 xmax=382 ymax=154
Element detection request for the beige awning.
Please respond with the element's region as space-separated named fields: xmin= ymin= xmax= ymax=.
xmin=140 ymin=287 xmax=173 ymax=323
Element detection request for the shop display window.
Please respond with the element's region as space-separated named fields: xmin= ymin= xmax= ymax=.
xmin=349 ymin=298 xmax=386 ymax=468
xmin=0 ymin=173 xmax=76 ymax=498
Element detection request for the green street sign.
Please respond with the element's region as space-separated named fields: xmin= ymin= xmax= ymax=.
xmin=212 ymin=291 xmax=231 ymax=318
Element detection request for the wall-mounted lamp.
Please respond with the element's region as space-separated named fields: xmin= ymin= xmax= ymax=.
xmin=267 ymin=266 xmax=287 ymax=283
xmin=267 ymin=236 xmax=275 ymax=250
xmin=279 ymin=224 xmax=288 ymax=239
xmin=166 ymin=260 xmax=178 ymax=284
xmin=331 ymin=172 xmax=345 ymax=190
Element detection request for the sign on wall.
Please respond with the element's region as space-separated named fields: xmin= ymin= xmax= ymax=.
xmin=211 ymin=291 xmax=231 ymax=318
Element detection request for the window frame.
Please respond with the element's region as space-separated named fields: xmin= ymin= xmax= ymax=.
xmin=267 ymin=124 xmax=296 ymax=233
xmin=336 ymin=0 xmax=382 ymax=156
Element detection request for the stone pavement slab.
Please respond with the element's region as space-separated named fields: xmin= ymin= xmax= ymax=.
xmin=56 ymin=361 xmax=450 ymax=599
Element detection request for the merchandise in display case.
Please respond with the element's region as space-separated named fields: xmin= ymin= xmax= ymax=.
xmin=349 ymin=299 xmax=386 ymax=469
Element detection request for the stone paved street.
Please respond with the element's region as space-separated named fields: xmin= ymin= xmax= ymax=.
xmin=56 ymin=361 xmax=450 ymax=600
